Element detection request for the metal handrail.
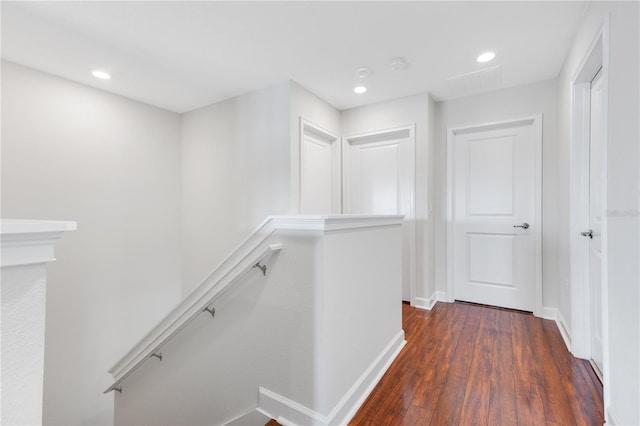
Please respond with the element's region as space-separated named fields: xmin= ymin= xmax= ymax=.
xmin=103 ymin=243 xmax=282 ymax=394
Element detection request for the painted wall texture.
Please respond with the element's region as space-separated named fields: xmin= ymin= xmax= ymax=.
xmin=1 ymin=61 xmax=182 ymax=425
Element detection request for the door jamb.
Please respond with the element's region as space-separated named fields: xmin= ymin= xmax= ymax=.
xmin=446 ymin=115 xmax=543 ymax=317
xmin=343 ymin=124 xmax=416 ymax=306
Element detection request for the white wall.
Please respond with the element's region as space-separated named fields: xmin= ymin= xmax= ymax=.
xmin=181 ymin=83 xmax=291 ymax=294
xmin=290 ymin=82 xmax=341 ymax=214
xmin=341 ymin=93 xmax=434 ymax=304
xmin=1 ymin=61 xmax=182 ymax=425
xmin=556 ymin=2 xmax=639 ymax=423
xmin=434 ymin=80 xmax=559 ymax=310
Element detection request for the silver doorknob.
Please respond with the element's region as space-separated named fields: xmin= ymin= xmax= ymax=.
xmin=513 ymin=223 xmax=530 ymax=229
xmin=581 ymin=229 xmax=593 ymax=239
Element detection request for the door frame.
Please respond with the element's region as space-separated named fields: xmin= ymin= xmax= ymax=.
xmin=569 ymin=16 xmax=609 ymax=396
xmin=299 ymin=118 xmax=341 ymax=214
xmin=343 ymin=124 xmax=416 ymax=305
xmin=446 ymin=115 xmax=543 ymax=317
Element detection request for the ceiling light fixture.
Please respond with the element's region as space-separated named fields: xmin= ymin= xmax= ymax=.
xmin=91 ymin=69 xmax=111 ymax=80
xmin=389 ymin=57 xmax=409 ymax=71
xmin=476 ymin=52 xmax=496 ymax=63
xmin=353 ymin=86 xmax=367 ymax=94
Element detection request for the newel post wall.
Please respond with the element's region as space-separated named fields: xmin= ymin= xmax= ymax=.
xmin=1 ymin=219 xmax=76 ymax=426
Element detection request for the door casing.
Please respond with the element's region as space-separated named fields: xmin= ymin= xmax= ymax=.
xmin=569 ymin=16 xmax=610 ymax=411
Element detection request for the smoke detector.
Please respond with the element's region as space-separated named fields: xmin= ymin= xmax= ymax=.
xmin=356 ymin=67 xmax=371 ymax=78
xmin=389 ymin=57 xmax=409 ymax=71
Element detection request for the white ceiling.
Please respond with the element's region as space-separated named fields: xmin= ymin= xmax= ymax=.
xmin=1 ymin=1 xmax=587 ymax=113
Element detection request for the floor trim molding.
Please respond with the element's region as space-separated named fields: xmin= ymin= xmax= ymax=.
xmin=259 ymin=330 xmax=406 ymax=425
xmin=555 ymin=309 xmax=572 ymax=353
xmin=414 ymin=291 xmax=447 ymax=311
xmin=542 ymin=306 xmax=557 ymax=320
xmin=605 ymin=406 xmax=619 ymax=425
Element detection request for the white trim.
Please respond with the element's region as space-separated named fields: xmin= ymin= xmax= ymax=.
xmin=259 ymin=388 xmax=326 ymax=426
xmin=0 ymin=219 xmax=77 ymax=234
xmin=326 ymin=330 xmax=406 ymax=425
xmin=414 ymin=291 xmax=448 ymax=311
xmin=105 ymin=215 xmax=404 ymax=393
xmin=542 ymin=306 xmax=557 ymax=320
xmin=605 ymin=406 xmax=619 ymax=425
xmin=413 ymin=297 xmax=435 ymax=311
xmin=259 ymin=330 xmax=406 ymax=426
xmin=542 ymin=307 xmax=572 ymax=353
xmin=568 ymin=23 xmax=610 ymax=417
xmin=434 ymin=291 xmax=448 ymax=302
xmin=300 ymin=118 xmax=342 ymax=214
xmin=600 ymin=17 xmax=611 ymax=414
xmin=0 ymin=220 xmax=77 ymax=267
xmin=556 ymin=308 xmax=572 ymax=353
xmin=445 ymin=115 xmax=543 ymax=316
xmin=223 ymin=409 xmax=270 ymax=426
xmin=263 ymin=215 xmax=405 ymax=232
xmin=343 ymin=124 xmax=417 ymax=305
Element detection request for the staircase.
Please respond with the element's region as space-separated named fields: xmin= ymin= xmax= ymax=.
xmin=106 ymin=215 xmax=405 ymax=426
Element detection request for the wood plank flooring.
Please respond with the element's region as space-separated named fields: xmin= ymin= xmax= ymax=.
xmin=350 ymin=302 xmax=604 ymax=426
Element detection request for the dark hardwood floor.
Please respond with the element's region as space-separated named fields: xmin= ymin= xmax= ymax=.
xmin=350 ymin=301 xmax=604 ymax=426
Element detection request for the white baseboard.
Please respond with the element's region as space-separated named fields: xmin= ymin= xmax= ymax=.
xmin=555 ymin=309 xmax=572 ymax=353
xmin=224 ymin=409 xmax=271 ymax=426
xmin=413 ymin=291 xmax=448 ymax=311
xmin=605 ymin=405 xmax=619 ymax=425
xmin=542 ymin=306 xmax=572 ymax=353
xmin=434 ymin=291 xmax=448 ymax=302
xmin=258 ymin=388 xmax=323 ymax=426
xmin=542 ymin=306 xmax=557 ymax=320
xmin=259 ymin=330 xmax=406 ymax=426
xmin=413 ymin=297 xmax=435 ymax=310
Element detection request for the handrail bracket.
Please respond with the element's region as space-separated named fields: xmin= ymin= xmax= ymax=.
xmin=253 ymin=261 xmax=267 ymax=276
xmin=203 ymin=306 xmax=216 ymax=317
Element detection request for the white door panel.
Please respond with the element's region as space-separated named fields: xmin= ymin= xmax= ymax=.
xmin=467 ymin=233 xmax=515 ymax=287
xmin=452 ymin=122 xmax=538 ymax=312
xmin=467 ymin=136 xmax=514 ymax=216
xmin=302 ymin=135 xmax=333 ymax=213
xmin=354 ymin=142 xmax=401 ymax=214
xmin=300 ymin=120 xmax=340 ymax=214
xmin=344 ymin=127 xmax=414 ymax=302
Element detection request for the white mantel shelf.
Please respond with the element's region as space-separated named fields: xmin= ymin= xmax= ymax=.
xmin=1 ymin=219 xmax=77 ymax=235
xmin=1 ymin=219 xmax=77 ymax=267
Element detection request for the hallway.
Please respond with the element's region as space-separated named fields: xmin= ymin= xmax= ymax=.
xmin=350 ymin=302 xmax=604 ymax=425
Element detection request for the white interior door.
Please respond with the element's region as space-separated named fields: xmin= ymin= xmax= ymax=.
xmin=450 ymin=119 xmax=539 ymax=312
xmin=300 ymin=120 xmax=340 ymax=214
xmin=343 ymin=126 xmax=414 ymax=302
xmin=588 ymin=69 xmax=604 ymax=375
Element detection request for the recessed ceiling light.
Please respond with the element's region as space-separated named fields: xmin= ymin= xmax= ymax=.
xmin=477 ymin=52 xmax=496 ymax=63
xmin=91 ymin=69 xmax=111 ymax=80
xmin=353 ymin=86 xmax=367 ymax=94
